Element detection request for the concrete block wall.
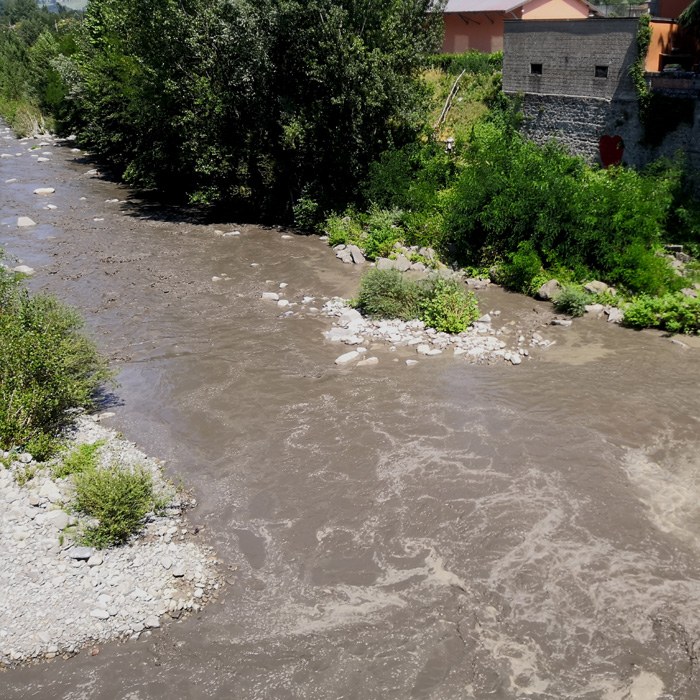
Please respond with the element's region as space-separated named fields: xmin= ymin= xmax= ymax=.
xmin=503 ymin=17 xmax=700 ymax=181
xmin=503 ymin=18 xmax=640 ymax=100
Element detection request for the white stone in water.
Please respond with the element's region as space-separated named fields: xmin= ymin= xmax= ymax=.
xmin=277 ymin=299 xmax=290 ymax=308
xmin=105 ymin=199 xmax=119 ymax=203
xmin=405 ymin=359 xmax=419 ymax=366
xmin=36 ymin=157 xmax=50 ymax=163
xmin=280 ymin=234 xmax=292 ymax=239
xmin=45 ymin=204 xmax=57 ymax=210
xmin=509 ymin=354 xmax=522 ymax=366
xmin=279 ymin=282 xmax=288 ymax=288
xmin=86 ymin=169 xmax=98 ymax=176
xmin=5 ymin=178 xmax=16 ymax=183
xmin=357 ymin=356 xmax=379 ymax=367
xmin=70 ymin=148 xmax=81 ymax=153
xmin=211 ymin=276 xmax=222 ymax=282
xmin=17 ymin=217 xmax=36 ymax=227
xmin=335 ymin=350 xmax=360 ymax=365
xmin=93 ymin=218 xmax=104 ymax=222
xmin=0 ymin=153 xmax=13 ymax=158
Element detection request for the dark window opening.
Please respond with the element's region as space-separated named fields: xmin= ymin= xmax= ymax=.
xmin=530 ymin=63 xmax=543 ymax=75
xmin=595 ymin=65 xmax=609 ymax=78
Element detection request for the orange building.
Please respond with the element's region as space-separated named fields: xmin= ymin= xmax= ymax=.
xmin=442 ymin=0 xmax=597 ymax=53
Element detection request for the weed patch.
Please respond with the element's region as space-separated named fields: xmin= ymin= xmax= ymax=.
xmin=74 ymin=464 xmax=156 ymax=548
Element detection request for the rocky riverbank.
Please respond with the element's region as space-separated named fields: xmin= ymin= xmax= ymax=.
xmin=0 ymin=415 xmax=220 ymax=669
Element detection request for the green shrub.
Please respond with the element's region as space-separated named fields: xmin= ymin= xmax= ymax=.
xmin=420 ymin=278 xmax=479 ymax=333
xmin=363 ymin=208 xmax=404 ymax=260
xmin=553 ymin=286 xmax=588 ymax=317
xmin=623 ymin=293 xmax=700 ymax=333
xmin=494 ymin=242 xmax=543 ymax=294
xmin=325 ymin=214 xmax=363 ymax=248
xmin=74 ymin=464 xmax=155 ymax=548
xmin=355 ymin=268 xmax=429 ymax=321
xmin=53 ymin=440 xmax=105 ymax=479
xmin=0 ymin=262 xmax=111 ymax=459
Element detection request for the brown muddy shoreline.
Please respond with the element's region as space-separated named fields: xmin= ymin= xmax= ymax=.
xmin=2 ymin=126 xmax=700 ymax=699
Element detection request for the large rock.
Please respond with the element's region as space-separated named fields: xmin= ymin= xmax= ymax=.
xmin=376 ymin=257 xmax=394 ymax=271
xmin=583 ymin=280 xmax=609 ymax=295
xmin=392 ymin=254 xmax=411 ymax=273
xmin=535 ymin=279 xmax=562 ymax=301
xmin=347 ymin=245 xmax=365 ymax=265
xmin=606 ymin=307 xmax=624 ymax=324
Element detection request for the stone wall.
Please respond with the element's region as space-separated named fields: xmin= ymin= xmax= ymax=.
xmin=503 ymin=18 xmax=639 ymax=100
xmin=503 ymin=17 xmax=700 ymax=180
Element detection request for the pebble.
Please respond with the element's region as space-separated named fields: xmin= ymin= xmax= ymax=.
xmin=33 ymin=187 xmax=55 ymax=195
xmin=17 ymin=217 xmax=36 ymax=227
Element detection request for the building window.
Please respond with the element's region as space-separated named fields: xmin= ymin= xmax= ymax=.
xmin=530 ymin=63 xmax=543 ymax=75
xmin=595 ymin=65 xmax=609 ymax=78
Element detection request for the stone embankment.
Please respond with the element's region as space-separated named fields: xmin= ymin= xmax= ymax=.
xmin=0 ymin=415 xmax=220 ymax=668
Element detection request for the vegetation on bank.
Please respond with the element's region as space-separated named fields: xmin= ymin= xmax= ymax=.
xmin=356 ymin=269 xmax=479 ymax=334
xmin=0 ymin=1 xmax=698 ymax=332
xmin=0 ymin=257 xmax=111 ymax=459
xmin=0 ymin=0 xmax=80 ymax=136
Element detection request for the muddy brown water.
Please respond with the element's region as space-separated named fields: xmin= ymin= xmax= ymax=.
xmin=2 ymin=130 xmax=700 ymax=700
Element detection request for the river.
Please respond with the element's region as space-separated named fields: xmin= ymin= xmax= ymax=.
xmin=2 ymin=126 xmax=700 ymax=699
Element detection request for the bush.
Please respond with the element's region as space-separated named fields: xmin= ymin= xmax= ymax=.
xmin=355 ymin=268 xmax=429 ymax=320
xmin=553 ymin=286 xmax=588 ymax=317
xmin=623 ymin=293 xmax=700 ymax=333
xmin=52 ymin=440 xmax=104 ymax=479
xmin=494 ymin=242 xmax=543 ymax=294
xmin=74 ymin=464 xmax=155 ymax=548
xmin=420 ymin=278 xmax=479 ymax=333
xmin=0 ymin=262 xmax=111 ymax=459
xmin=363 ymin=208 xmax=404 ymax=260
xmin=325 ymin=213 xmax=363 ymax=248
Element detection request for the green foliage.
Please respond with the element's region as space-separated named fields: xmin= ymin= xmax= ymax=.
xmin=419 ymin=278 xmax=479 ymax=333
xmin=0 ymin=2 xmax=79 ymax=133
xmin=493 ymin=242 xmax=543 ymax=294
xmin=355 ymin=268 xmax=429 ymax=321
xmin=623 ymin=293 xmax=700 ymax=333
xmin=74 ymin=463 xmax=155 ymax=548
xmin=553 ymin=286 xmax=588 ymax=317
xmin=326 ymin=213 xmax=364 ymax=248
xmin=630 ymin=15 xmax=652 ymax=119
xmin=363 ymin=209 xmax=404 ymax=260
xmin=425 ymin=51 xmax=503 ymax=76
xmin=64 ymin=0 xmax=444 ymax=215
xmin=0 ymin=260 xmax=111 ymax=459
xmin=53 ymin=440 xmax=105 ymax=479
xmin=355 ymin=268 xmax=478 ymax=333
xmin=443 ymin=121 xmax=680 ymax=295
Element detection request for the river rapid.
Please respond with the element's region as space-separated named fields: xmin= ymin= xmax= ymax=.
xmin=2 ymin=127 xmax=700 ymax=699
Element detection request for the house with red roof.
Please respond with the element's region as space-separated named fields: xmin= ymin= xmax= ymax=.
xmin=442 ymin=0 xmax=597 ymax=53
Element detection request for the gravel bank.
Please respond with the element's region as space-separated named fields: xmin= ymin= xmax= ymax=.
xmin=0 ymin=415 xmax=220 ymax=668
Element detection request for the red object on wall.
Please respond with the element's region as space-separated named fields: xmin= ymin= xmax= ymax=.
xmin=599 ymin=135 xmax=624 ymax=167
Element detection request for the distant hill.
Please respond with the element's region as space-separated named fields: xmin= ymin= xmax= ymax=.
xmin=38 ymin=0 xmax=87 ymax=10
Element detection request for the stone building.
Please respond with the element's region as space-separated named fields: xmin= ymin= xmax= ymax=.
xmin=502 ymin=17 xmax=700 ymax=172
